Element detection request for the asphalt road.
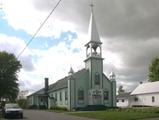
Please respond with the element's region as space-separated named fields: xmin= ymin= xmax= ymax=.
xmin=3 ymin=110 xmax=98 ymax=120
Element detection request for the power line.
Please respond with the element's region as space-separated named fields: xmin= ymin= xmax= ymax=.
xmin=17 ymin=0 xmax=62 ymax=59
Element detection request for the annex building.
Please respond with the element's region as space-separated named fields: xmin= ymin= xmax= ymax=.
xmin=130 ymin=81 xmax=159 ymax=107
xmin=27 ymin=9 xmax=116 ymax=110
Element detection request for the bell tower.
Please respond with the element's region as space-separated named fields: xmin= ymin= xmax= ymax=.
xmin=84 ymin=3 xmax=104 ymax=105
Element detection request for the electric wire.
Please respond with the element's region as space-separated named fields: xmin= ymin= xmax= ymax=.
xmin=17 ymin=0 xmax=62 ymax=59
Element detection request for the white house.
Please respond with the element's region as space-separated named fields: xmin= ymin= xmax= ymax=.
xmin=116 ymin=92 xmax=131 ymax=108
xmin=130 ymin=81 xmax=159 ymax=107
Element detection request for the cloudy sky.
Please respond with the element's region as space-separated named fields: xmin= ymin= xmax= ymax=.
xmin=0 ymin=0 xmax=159 ymax=94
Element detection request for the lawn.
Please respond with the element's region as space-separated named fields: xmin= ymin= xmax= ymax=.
xmin=69 ymin=108 xmax=159 ymax=120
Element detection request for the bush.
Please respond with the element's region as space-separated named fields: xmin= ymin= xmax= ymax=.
xmin=17 ymin=99 xmax=29 ymax=109
xmin=28 ymin=105 xmax=38 ymax=109
xmin=39 ymin=105 xmax=47 ymax=109
xmin=50 ymin=106 xmax=68 ymax=111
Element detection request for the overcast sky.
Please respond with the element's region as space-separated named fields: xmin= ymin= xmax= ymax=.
xmin=0 ymin=0 xmax=159 ymax=94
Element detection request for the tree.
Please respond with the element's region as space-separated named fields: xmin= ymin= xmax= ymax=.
xmin=149 ymin=57 xmax=159 ymax=82
xmin=0 ymin=51 xmax=22 ymax=102
xmin=118 ymin=85 xmax=125 ymax=95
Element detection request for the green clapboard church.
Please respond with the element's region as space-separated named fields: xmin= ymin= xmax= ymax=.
xmin=27 ymin=7 xmax=116 ymax=110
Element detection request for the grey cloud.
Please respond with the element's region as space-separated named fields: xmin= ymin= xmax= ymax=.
xmin=105 ymin=38 xmax=159 ymax=68
xmin=33 ymin=0 xmax=159 ymax=39
xmin=32 ymin=0 xmax=159 ymax=91
xmin=102 ymin=38 xmax=159 ymax=91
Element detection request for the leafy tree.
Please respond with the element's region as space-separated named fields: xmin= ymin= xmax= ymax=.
xmin=0 ymin=51 xmax=22 ymax=102
xmin=149 ymin=57 xmax=159 ymax=82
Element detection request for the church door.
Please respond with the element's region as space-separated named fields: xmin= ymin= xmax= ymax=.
xmin=92 ymin=94 xmax=102 ymax=105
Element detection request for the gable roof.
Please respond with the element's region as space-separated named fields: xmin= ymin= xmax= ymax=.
xmin=28 ymin=69 xmax=88 ymax=96
xmin=131 ymin=81 xmax=159 ymax=95
xmin=48 ymin=68 xmax=87 ymax=92
xmin=48 ymin=76 xmax=68 ymax=92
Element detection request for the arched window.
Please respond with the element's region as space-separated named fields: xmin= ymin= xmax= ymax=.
xmin=94 ymin=72 xmax=100 ymax=85
xmin=78 ymin=89 xmax=84 ymax=101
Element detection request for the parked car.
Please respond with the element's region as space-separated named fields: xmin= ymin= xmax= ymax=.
xmin=2 ymin=103 xmax=23 ymax=119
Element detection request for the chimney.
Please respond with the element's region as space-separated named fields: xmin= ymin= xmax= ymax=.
xmin=45 ymin=78 xmax=49 ymax=94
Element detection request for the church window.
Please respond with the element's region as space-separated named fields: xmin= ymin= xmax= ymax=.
xmin=103 ymin=91 xmax=109 ymax=100
xmin=78 ymin=89 xmax=84 ymax=101
xmin=94 ymin=73 xmax=100 ymax=85
xmin=60 ymin=92 xmax=62 ymax=101
xmin=152 ymin=96 xmax=155 ymax=102
xmin=65 ymin=91 xmax=68 ymax=101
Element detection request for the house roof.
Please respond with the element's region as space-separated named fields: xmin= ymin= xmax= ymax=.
xmin=131 ymin=81 xmax=159 ymax=95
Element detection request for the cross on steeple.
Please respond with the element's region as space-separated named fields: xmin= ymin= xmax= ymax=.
xmin=89 ymin=0 xmax=94 ymax=12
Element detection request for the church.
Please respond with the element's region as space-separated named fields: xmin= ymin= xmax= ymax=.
xmin=27 ymin=7 xmax=116 ymax=110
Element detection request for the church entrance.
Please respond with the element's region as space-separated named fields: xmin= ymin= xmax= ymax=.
xmin=89 ymin=89 xmax=103 ymax=105
xmin=92 ymin=94 xmax=102 ymax=105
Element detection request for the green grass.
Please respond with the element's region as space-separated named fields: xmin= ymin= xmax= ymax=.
xmin=69 ymin=108 xmax=159 ymax=120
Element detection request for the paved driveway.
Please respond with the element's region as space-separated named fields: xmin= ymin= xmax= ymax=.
xmin=3 ymin=110 xmax=98 ymax=120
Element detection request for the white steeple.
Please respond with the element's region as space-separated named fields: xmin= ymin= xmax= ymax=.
xmin=85 ymin=3 xmax=103 ymax=59
xmin=88 ymin=4 xmax=101 ymax=44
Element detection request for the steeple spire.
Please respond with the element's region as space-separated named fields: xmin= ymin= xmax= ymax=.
xmin=88 ymin=3 xmax=101 ymax=44
xmin=85 ymin=3 xmax=102 ymax=59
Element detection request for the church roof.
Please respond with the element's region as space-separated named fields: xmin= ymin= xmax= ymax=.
xmin=28 ymin=69 xmax=88 ymax=96
xmin=131 ymin=81 xmax=159 ymax=95
xmin=87 ymin=9 xmax=101 ymax=44
xmin=48 ymin=76 xmax=68 ymax=92
xmin=48 ymin=69 xmax=87 ymax=93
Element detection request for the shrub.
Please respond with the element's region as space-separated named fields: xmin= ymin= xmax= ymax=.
xmin=50 ymin=106 xmax=68 ymax=111
xmin=39 ymin=105 xmax=47 ymax=109
xmin=28 ymin=105 xmax=38 ymax=109
xmin=17 ymin=99 xmax=29 ymax=109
